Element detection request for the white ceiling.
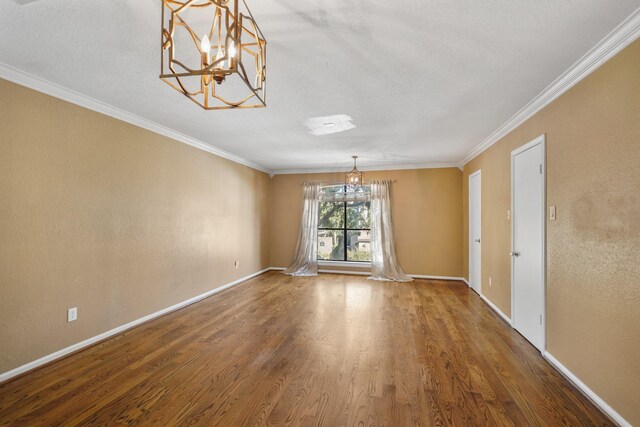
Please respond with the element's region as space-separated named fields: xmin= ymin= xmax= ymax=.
xmin=1 ymin=0 xmax=639 ymax=173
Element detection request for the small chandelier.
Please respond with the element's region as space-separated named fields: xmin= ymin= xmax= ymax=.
xmin=160 ymin=0 xmax=267 ymax=110
xmin=345 ymin=156 xmax=364 ymax=186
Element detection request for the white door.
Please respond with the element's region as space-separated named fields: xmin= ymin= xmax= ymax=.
xmin=511 ymin=136 xmax=545 ymax=351
xmin=468 ymin=171 xmax=481 ymax=294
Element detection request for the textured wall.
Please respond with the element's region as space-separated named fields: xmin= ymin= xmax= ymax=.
xmin=0 ymin=79 xmax=271 ymax=374
xmin=462 ymin=39 xmax=640 ymax=423
xmin=270 ymin=168 xmax=463 ymax=277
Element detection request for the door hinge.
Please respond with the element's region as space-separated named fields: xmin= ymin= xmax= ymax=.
xmin=540 ymin=314 xmax=543 ymax=325
xmin=539 ymin=164 xmax=542 ymax=174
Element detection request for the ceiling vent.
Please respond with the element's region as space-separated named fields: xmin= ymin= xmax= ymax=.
xmin=304 ymin=115 xmax=356 ymax=136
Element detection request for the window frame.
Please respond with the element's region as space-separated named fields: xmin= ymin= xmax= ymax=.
xmin=317 ymin=185 xmax=371 ymax=263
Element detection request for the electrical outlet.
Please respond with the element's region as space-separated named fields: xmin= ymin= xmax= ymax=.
xmin=489 ymin=277 xmax=492 ymax=287
xmin=507 ymin=209 xmax=511 ymax=220
xmin=234 ymin=260 xmax=239 ymax=269
xmin=67 ymin=307 xmax=77 ymax=322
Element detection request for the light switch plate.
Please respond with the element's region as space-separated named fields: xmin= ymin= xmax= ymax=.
xmin=550 ymin=206 xmax=557 ymax=221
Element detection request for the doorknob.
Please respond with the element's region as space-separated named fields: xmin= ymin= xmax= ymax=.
xmin=474 ymin=239 xmax=481 ymax=243
xmin=511 ymin=251 xmax=520 ymax=257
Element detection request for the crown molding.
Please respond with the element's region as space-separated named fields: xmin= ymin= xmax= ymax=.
xmin=0 ymin=62 xmax=273 ymax=175
xmin=3 ymin=5 xmax=638 ymax=174
xmin=272 ymin=162 xmax=462 ymax=175
xmin=461 ymin=7 xmax=640 ymax=166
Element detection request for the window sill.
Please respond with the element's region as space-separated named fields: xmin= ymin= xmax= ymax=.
xmin=318 ymin=260 xmax=371 ymax=267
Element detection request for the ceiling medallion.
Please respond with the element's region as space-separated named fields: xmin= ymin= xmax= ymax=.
xmin=160 ymin=0 xmax=267 ymax=110
xmin=345 ymin=156 xmax=364 ymax=187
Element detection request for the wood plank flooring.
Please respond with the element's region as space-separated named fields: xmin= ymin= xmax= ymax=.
xmin=0 ymin=272 xmax=612 ymax=426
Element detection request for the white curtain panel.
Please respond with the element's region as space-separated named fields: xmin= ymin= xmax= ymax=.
xmin=368 ymin=181 xmax=413 ymax=282
xmin=284 ymin=183 xmax=320 ymax=276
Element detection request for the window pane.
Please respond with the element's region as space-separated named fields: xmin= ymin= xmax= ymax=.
xmin=346 ymin=201 xmax=370 ymax=229
xmin=347 ymin=230 xmax=371 ymax=261
xmin=318 ymin=230 xmax=345 ymax=260
xmin=318 ymin=201 xmax=345 ymax=228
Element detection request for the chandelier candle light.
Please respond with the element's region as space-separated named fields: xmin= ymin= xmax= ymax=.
xmin=160 ymin=0 xmax=267 ymax=110
xmin=346 ymin=156 xmax=364 ymax=187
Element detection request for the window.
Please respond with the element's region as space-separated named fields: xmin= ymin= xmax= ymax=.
xmin=317 ymin=185 xmax=371 ymax=262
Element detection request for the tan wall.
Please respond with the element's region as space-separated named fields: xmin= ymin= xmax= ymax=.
xmin=270 ymin=168 xmax=463 ymax=277
xmin=462 ymin=40 xmax=640 ymax=423
xmin=0 ymin=79 xmax=271 ymax=374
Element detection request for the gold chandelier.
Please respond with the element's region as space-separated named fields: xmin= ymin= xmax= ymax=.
xmin=160 ymin=0 xmax=267 ymax=110
xmin=345 ymin=156 xmax=364 ymax=186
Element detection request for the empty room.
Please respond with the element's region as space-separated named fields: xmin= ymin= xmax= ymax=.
xmin=1 ymin=1 xmax=639 ymax=426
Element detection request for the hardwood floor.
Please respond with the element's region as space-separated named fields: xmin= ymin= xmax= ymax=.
xmin=0 ymin=272 xmax=611 ymax=426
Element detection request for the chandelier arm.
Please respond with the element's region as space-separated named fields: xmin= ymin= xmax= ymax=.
xmin=209 ymin=8 xmax=219 ymax=47
xmin=164 ymin=74 xmax=263 ymax=109
xmin=217 ymin=9 xmax=224 ymax=51
xmin=168 ymin=60 xmax=202 ymax=74
xmin=205 ymin=103 xmax=265 ymax=110
xmin=173 ymin=0 xmax=199 ymax=15
xmin=241 ymin=20 xmax=258 ymax=39
xmin=235 ymin=62 xmax=263 ymax=92
xmin=239 ymin=0 xmax=266 ymax=40
xmin=173 ymin=0 xmax=219 ymax=8
xmin=172 ymin=13 xmax=201 ymax=50
xmin=242 ymin=49 xmax=257 ymax=59
xmin=233 ymin=0 xmax=239 ymax=48
xmin=209 ymin=85 xmax=260 ymax=106
xmin=162 ymin=77 xmax=202 ymax=98
xmin=211 ymin=92 xmax=252 ymax=107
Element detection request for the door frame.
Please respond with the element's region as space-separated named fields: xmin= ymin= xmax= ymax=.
xmin=510 ymin=134 xmax=546 ymax=352
xmin=468 ymin=169 xmax=481 ymax=294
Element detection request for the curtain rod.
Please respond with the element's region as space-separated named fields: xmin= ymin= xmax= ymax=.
xmin=299 ymin=180 xmax=397 ymax=185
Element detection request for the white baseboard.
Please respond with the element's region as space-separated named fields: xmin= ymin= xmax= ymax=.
xmin=271 ymin=267 xmax=370 ymax=276
xmin=271 ymin=267 xmax=465 ymax=282
xmin=318 ymin=260 xmax=371 ymax=268
xmin=320 ymin=269 xmax=370 ymax=276
xmin=469 ymin=284 xmax=627 ymax=425
xmin=543 ymin=352 xmax=630 ymax=427
xmin=272 ymin=267 xmax=371 ymax=276
xmin=411 ymin=274 xmax=465 ymax=282
xmin=0 ymin=267 xmax=271 ymax=384
xmin=479 ymin=293 xmax=512 ymax=325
